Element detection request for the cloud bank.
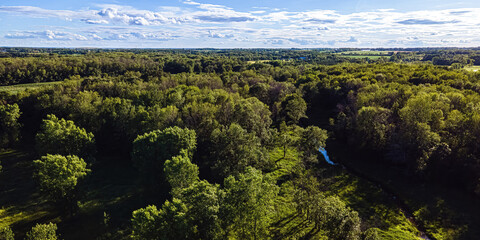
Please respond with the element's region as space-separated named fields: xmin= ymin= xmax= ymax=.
xmin=0 ymin=2 xmax=479 ymax=48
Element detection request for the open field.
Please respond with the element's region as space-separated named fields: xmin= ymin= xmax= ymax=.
xmin=464 ymin=66 xmax=480 ymax=72
xmin=0 ymin=82 xmax=63 ymax=94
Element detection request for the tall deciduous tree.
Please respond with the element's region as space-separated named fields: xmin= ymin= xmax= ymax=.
xmin=298 ymin=126 xmax=328 ymax=164
xmin=279 ymin=93 xmax=307 ymax=124
xmin=222 ymin=167 xmax=279 ymax=240
xmin=164 ymin=152 xmax=200 ymax=198
xmin=131 ymin=126 xmax=196 ymax=186
xmin=33 ymin=154 xmax=90 ymax=214
xmin=0 ymin=226 xmax=14 ymax=240
xmin=131 ymin=201 xmax=191 ymax=240
xmin=35 ymin=114 xmax=96 ymax=162
xmin=0 ymin=103 xmax=21 ymax=149
xmin=180 ymin=180 xmax=224 ymax=240
xmin=310 ymin=195 xmax=361 ymax=240
xmin=25 ymin=223 xmax=59 ymax=240
xmin=211 ymin=124 xmax=266 ymax=178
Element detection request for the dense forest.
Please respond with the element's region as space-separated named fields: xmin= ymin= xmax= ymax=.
xmin=0 ymin=48 xmax=479 ymax=240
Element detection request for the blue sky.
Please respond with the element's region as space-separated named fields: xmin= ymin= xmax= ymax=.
xmin=0 ymin=0 xmax=479 ymax=48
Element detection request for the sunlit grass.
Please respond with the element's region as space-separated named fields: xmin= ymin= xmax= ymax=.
xmin=268 ymin=147 xmax=300 ymax=179
xmin=464 ymin=65 xmax=480 ymax=72
xmin=324 ymin=173 xmax=421 ymax=240
xmin=0 ymin=81 xmax=63 ymax=94
xmin=0 ymin=207 xmax=51 ymax=229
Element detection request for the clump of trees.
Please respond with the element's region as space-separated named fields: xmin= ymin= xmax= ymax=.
xmin=131 ymin=126 xmax=196 ymax=188
xmin=25 ymin=223 xmax=59 ymax=240
xmin=0 ymin=103 xmax=21 ymax=149
xmin=33 ymin=154 xmax=90 ymax=215
xmin=35 ymin=114 xmax=96 ymax=162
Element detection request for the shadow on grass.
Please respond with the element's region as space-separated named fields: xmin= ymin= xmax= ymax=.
xmin=0 ymin=149 xmax=152 ymax=240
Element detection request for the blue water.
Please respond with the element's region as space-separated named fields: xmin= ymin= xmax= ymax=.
xmin=319 ymin=147 xmax=336 ymax=165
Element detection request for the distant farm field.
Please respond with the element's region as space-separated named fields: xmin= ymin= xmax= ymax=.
xmin=339 ymin=55 xmax=384 ymax=59
xmin=336 ymin=50 xmax=393 ymax=60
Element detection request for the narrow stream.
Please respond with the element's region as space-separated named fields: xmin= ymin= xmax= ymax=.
xmin=318 ymin=148 xmax=432 ymax=240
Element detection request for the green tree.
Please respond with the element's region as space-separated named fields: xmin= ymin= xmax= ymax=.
xmin=298 ymin=126 xmax=328 ymax=164
xmin=0 ymin=226 xmax=14 ymax=240
xmin=0 ymin=103 xmax=21 ymax=149
xmin=310 ymin=195 xmax=361 ymax=240
xmin=356 ymin=106 xmax=392 ymax=150
xmin=35 ymin=114 xmax=96 ymax=162
xmin=279 ymin=93 xmax=307 ymax=124
xmin=131 ymin=126 xmax=196 ymax=187
xmin=211 ymin=124 xmax=266 ymax=178
xmin=164 ymin=153 xmax=200 ymax=198
xmin=180 ymin=180 xmax=223 ymax=240
xmin=131 ymin=201 xmax=191 ymax=240
xmin=25 ymin=223 xmax=58 ymax=240
xmin=233 ymin=97 xmax=272 ymax=139
xmin=222 ymin=167 xmax=279 ymax=240
xmin=33 ymin=154 xmax=90 ymax=214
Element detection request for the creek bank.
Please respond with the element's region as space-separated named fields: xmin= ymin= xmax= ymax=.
xmin=318 ymin=146 xmax=432 ymax=240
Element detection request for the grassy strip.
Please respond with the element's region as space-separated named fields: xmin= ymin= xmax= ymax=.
xmin=0 ymin=81 xmax=64 ymax=94
xmin=464 ymin=66 xmax=480 ymax=72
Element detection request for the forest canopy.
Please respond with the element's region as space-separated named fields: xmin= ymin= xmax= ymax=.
xmin=0 ymin=48 xmax=479 ymax=240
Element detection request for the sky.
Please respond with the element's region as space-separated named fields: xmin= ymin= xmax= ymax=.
xmin=0 ymin=0 xmax=479 ymax=48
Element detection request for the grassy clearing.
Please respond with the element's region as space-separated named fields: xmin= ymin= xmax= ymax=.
xmin=269 ymin=147 xmax=300 ymax=180
xmin=327 ymin=140 xmax=479 ymax=240
xmin=464 ymin=65 xmax=480 ymax=72
xmin=0 ymin=81 xmax=63 ymax=94
xmin=268 ymin=146 xmax=421 ymax=239
xmin=323 ymin=173 xmax=421 ymax=240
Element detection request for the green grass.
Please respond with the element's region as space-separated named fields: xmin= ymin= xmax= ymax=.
xmin=322 ymin=173 xmax=421 ymax=240
xmin=326 ymin=140 xmax=479 ymax=240
xmin=464 ymin=66 xmax=480 ymax=72
xmin=334 ymin=50 xmax=393 ymax=60
xmin=0 ymin=150 xmax=57 ymax=238
xmin=339 ymin=55 xmax=384 ymax=60
xmin=268 ymin=146 xmax=421 ymax=239
xmin=338 ymin=50 xmax=393 ymax=55
xmin=0 ymin=81 xmax=63 ymax=94
xmin=268 ymin=147 xmax=300 ymax=180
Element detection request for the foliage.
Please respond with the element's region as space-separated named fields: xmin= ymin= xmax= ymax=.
xmin=131 ymin=126 xmax=196 ymax=186
xmin=35 ymin=114 xmax=96 ymax=161
xmin=180 ymin=180 xmax=224 ymax=240
xmin=280 ymin=93 xmax=307 ymax=124
xmin=0 ymin=103 xmax=21 ymax=148
xmin=131 ymin=201 xmax=190 ymax=240
xmin=210 ymin=123 xmax=267 ymax=178
xmin=164 ymin=153 xmax=200 ymax=198
xmin=2 ymin=49 xmax=480 ymax=239
xmin=0 ymin=226 xmax=14 ymax=240
xmin=222 ymin=167 xmax=279 ymax=239
xmin=298 ymin=125 xmax=328 ymax=164
xmin=33 ymin=154 xmax=90 ymax=207
xmin=25 ymin=222 xmax=58 ymax=240
xmin=310 ymin=195 xmax=361 ymax=240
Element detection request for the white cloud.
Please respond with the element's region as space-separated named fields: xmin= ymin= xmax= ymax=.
xmin=1 ymin=3 xmax=480 ymax=47
xmin=5 ymin=30 xmax=88 ymax=41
